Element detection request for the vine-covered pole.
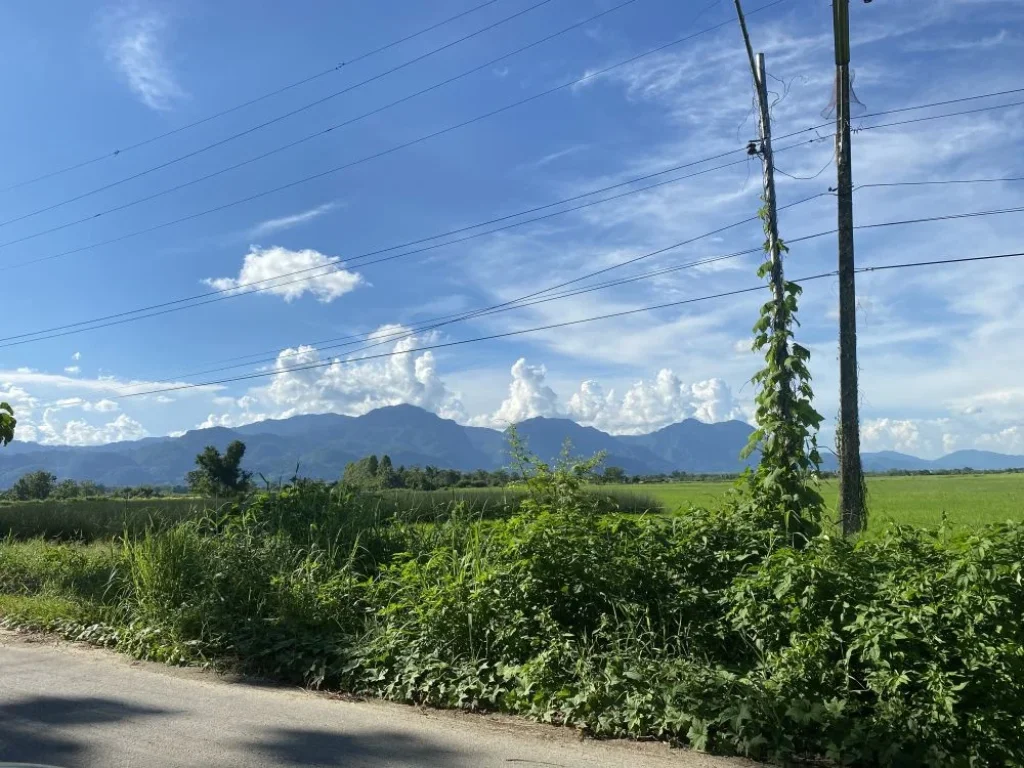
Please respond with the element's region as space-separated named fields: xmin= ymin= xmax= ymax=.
xmin=733 ymin=2 xmax=793 ymax=432
xmin=733 ymin=0 xmax=824 ymax=543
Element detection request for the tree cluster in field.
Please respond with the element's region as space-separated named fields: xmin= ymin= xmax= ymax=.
xmin=0 ymin=470 xmax=176 ymax=502
xmin=342 ymin=454 xmax=516 ymax=490
xmin=593 ymin=467 xmax=746 ymax=484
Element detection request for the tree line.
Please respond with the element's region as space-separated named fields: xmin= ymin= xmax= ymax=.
xmin=4 ymin=438 xmax=1020 ymax=502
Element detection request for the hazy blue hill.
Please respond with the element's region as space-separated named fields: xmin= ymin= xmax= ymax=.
xmin=931 ymin=450 xmax=1024 ymax=471
xmin=234 ymin=412 xmax=355 ymax=439
xmin=514 ymin=417 xmax=674 ymax=475
xmin=620 ymin=419 xmax=756 ymax=473
xmin=464 ymin=425 xmax=506 ymax=467
xmin=859 ymin=451 xmax=930 ymax=472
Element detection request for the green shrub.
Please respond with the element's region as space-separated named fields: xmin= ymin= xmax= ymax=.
xmin=723 ymin=524 xmax=1024 ymax=764
xmin=1 ymin=473 xmax=1022 ymax=766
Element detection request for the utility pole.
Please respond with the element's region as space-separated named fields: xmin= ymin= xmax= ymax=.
xmin=733 ymin=1 xmax=791 ymax=424
xmin=832 ymin=0 xmax=866 ymax=535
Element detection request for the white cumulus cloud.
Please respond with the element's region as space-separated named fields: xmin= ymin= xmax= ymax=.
xmin=204 ymin=246 xmax=363 ymax=303
xmin=31 ymin=410 xmax=147 ymax=446
xmin=104 ymin=8 xmax=186 ymax=111
xmin=198 ymin=325 xmax=466 ymax=428
xmin=472 ymin=358 xmax=746 ymax=434
xmin=475 ymin=358 xmax=561 ymax=427
xmin=64 ymin=366 xmax=81 ymax=375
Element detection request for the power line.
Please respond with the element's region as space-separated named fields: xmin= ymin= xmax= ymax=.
xmin=852 ymin=98 xmax=1024 ymax=134
xmin=0 ymin=0 xmax=561 ymax=231
xmin=5 ymin=168 xmax=1023 ymax=351
xmin=0 ymin=0 xmax=657 ymax=252
xmin=118 ymin=249 xmax=1024 ymax=398
xmin=857 ymin=176 xmax=1024 ymax=190
xmin=127 ymin=193 xmax=1023 ymax=386
xmin=5 ymin=0 xmax=794 ymax=272
xmin=0 ymin=151 xmax=763 ymax=345
xmin=855 ymin=86 xmax=1024 ymax=121
xmin=0 ymin=96 xmax=1016 ymax=348
xmin=768 ymin=86 xmax=1024 ymax=146
xmin=0 ymin=172 xmax=789 ymax=353
xmin=153 ymin=245 xmax=769 ymax=385
xmin=8 ymin=83 xmax=1011 ymax=278
xmin=0 ymin=0 xmax=509 ymax=193
xmin=775 ymin=155 xmax=834 ymax=181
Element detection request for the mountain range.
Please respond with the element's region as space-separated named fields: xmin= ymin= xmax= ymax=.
xmin=0 ymin=404 xmax=1020 ymax=487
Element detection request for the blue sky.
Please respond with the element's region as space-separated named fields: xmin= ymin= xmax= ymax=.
xmin=0 ymin=0 xmax=1022 ymax=457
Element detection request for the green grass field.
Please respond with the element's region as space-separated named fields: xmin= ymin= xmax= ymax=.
xmin=0 ymin=497 xmax=208 ymax=541
xmin=0 ymin=474 xmax=1019 ymax=542
xmin=600 ymin=473 xmax=1024 ymax=531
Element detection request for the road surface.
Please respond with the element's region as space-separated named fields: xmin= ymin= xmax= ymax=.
xmin=0 ymin=631 xmax=751 ymax=768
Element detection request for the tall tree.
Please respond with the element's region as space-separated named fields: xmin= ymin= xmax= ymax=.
xmin=186 ymin=440 xmax=252 ymax=496
xmin=12 ymin=470 xmax=56 ymax=500
xmin=377 ymin=455 xmax=397 ymax=489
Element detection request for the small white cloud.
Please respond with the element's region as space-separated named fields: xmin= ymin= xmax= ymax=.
xmin=248 ymin=202 xmax=340 ymax=238
xmin=85 ymin=399 xmax=119 ymax=413
xmin=103 ymin=8 xmax=187 ymax=111
xmin=64 ymin=366 xmax=81 ymax=375
xmin=204 ymin=246 xmax=363 ymax=303
xmin=524 ymin=144 xmax=590 ymax=170
xmin=71 ymin=352 xmax=81 ymax=361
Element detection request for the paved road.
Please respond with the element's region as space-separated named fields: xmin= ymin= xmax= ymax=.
xmin=0 ymin=632 xmax=750 ymax=768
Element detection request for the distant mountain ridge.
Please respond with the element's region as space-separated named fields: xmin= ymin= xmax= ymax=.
xmin=0 ymin=404 xmax=1020 ymax=487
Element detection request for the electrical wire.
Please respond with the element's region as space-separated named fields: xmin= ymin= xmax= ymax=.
xmin=0 ymin=179 xmax=805 ymax=353
xmin=769 ymin=86 xmax=1024 ymax=146
xmin=0 ymin=0 xmax=509 ymax=193
xmin=774 ymin=155 xmax=834 ymax=181
xmin=857 ymin=176 xmax=1024 ymax=190
xmin=0 ymin=151 xmax=763 ymax=345
xmin=5 ymin=0 xmax=794 ymax=271
xmin=5 ymin=167 xmax=1024 ymax=351
xmin=125 ymin=194 xmax=1024 ymax=386
xmin=10 ymin=82 xmax=1014 ymax=277
xmin=117 ymin=249 xmax=1024 ymax=398
xmin=0 ymin=0 xmax=644 ymax=251
xmin=0 ymin=0 xmax=562 ymax=231
xmin=153 ymin=244 xmax=770 ymax=384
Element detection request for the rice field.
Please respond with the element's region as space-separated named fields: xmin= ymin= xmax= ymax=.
xmin=1 ymin=473 xmax=1018 ymax=541
xmin=600 ymin=472 xmax=1024 ymax=532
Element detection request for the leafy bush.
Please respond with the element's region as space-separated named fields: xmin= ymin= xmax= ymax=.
xmin=1 ymin=464 xmax=1022 ymax=766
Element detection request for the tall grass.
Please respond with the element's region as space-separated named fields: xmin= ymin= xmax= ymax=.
xmin=362 ymin=486 xmax=661 ymax=521
xmin=0 ymin=497 xmax=207 ymax=541
xmin=2 ymin=479 xmax=1022 ymax=764
xmin=0 ymin=487 xmax=661 ymax=541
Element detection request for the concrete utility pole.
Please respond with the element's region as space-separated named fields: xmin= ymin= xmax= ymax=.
xmin=832 ymin=0 xmax=866 ymax=535
xmin=733 ymin=1 xmax=791 ymax=424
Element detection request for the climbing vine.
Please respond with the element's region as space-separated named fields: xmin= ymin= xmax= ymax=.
xmin=741 ymin=198 xmax=823 ymax=544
